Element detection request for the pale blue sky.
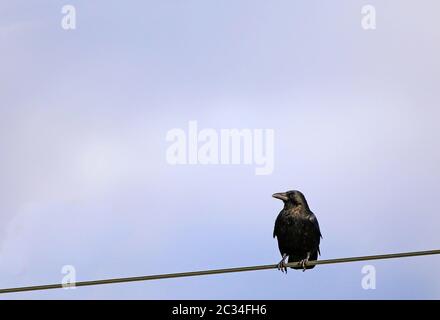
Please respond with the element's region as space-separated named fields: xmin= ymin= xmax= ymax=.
xmin=1 ymin=1 xmax=440 ymax=299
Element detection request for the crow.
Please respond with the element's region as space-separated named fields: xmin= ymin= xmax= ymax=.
xmin=272 ymin=190 xmax=322 ymax=272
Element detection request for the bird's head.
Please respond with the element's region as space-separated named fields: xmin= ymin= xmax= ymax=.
xmin=272 ymin=190 xmax=309 ymax=208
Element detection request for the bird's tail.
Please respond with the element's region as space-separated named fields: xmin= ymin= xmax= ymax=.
xmin=288 ymin=251 xmax=318 ymax=270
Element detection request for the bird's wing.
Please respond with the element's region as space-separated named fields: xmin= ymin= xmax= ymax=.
xmin=273 ymin=213 xmax=283 ymax=238
xmin=309 ymin=212 xmax=322 ymax=239
xmin=308 ymin=213 xmax=322 ymax=256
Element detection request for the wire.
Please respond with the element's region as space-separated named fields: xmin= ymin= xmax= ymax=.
xmin=1 ymin=249 xmax=439 ymax=295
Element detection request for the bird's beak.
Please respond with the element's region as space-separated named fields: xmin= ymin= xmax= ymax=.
xmin=272 ymin=192 xmax=288 ymax=201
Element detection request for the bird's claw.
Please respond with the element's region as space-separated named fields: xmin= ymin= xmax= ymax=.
xmin=277 ymin=260 xmax=288 ymax=273
xmin=299 ymin=258 xmax=308 ymax=272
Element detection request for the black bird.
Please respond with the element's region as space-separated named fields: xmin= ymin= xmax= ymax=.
xmin=272 ymin=190 xmax=322 ymax=272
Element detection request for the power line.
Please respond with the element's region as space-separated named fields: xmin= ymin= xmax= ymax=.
xmin=1 ymin=249 xmax=439 ymax=295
